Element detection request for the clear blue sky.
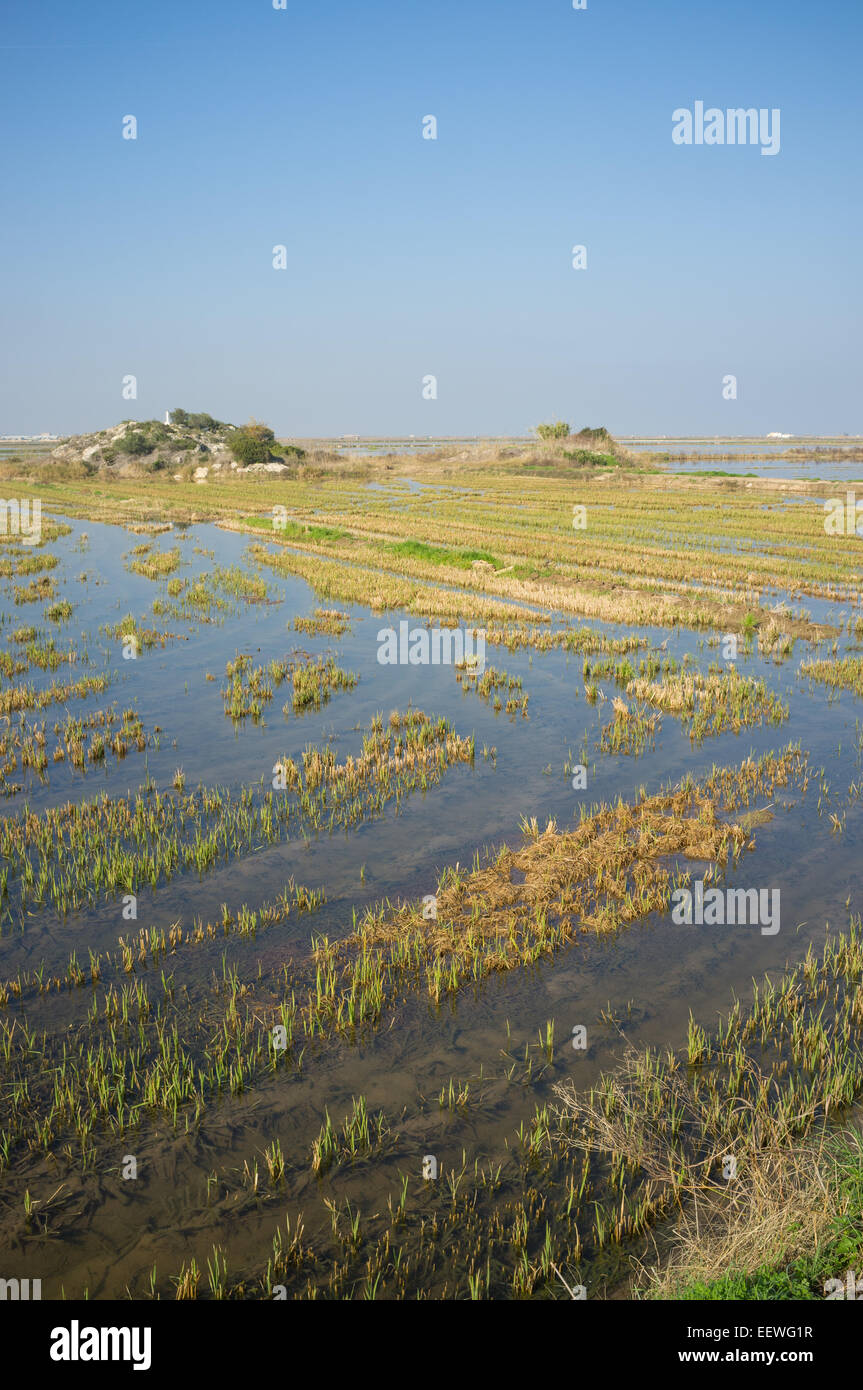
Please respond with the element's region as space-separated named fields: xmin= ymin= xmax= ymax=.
xmin=1 ymin=0 xmax=860 ymax=437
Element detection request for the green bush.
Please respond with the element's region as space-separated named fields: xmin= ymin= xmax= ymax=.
xmin=536 ymin=421 xmax=570 ymax=441
xmin=112 ymin=421 xmax=170 ymax=457
xmin=120 ymin=431 xmax=152 ymax=457
xmin=562 ymin=449 xmax=619 ymax=467
xmin=170 ymin=409 xmax=222 ymax=432
xmin=229 ymin=423 xmax=277 ymax=465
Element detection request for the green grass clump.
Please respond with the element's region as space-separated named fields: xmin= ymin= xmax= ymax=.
xmin=801 ymin=655 xmax=863 ymax=697
xmin=13 ymin=576 xmax=56 ymax=604
xmin=241 ymin=517 xmax=347 ymax=543
xmin=561 ymin=449 xmax=620 ymax=467
xmin=382 ymin=539 xmax=498 ymax=569
xmin=127 ymin=547 xmax=182 ymax=580
xmin=683 ymin=469 xmax=758 ymax=478
xmin=292 ymin=608 xmax=352 ymax=636
xmin=288 ymin=655 xmax=358 ymax=713
xmin=44 ymin=601 xmax=73 ymax=623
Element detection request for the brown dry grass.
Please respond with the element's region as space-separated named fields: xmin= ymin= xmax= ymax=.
xmin=560 ymin=1048 xmax=862 ymax=1300
xmin=635 ymin=1131 xmax=846 ymax=1298
xmin=347 ymin=745 xmax=808 ymax=970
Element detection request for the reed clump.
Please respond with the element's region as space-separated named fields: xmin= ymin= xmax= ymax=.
xmin=801 ymin=655 xmax=863 ymax=696
xmin=456 ymin=664 xmax=529 ymax=717
xmin=289 ymin=655 xmax=358 ymax=713
xmin=221 ymin=650 xmax=358 ymax=720
xmin=107 ymin=615 xmax=188 ymax=650
xmin=13 ymin=576 xmax=57 ymax=604
xmin=0 ymin=673 xmax=110 ymax=717
xmin=126 ymin=546 xmax=182 ymax=580
xmin=152 ymin=565 xmax=272 ymax=624
xmin=624 ymin=666 xmax=788 ymax=742
xmin=599 ymin=698 xmax=660 ymax=756
xmin=310 ymin=1096 xmax=393 ymax=1174
xmin=292 ymin=608 xmax=352 ymax=636
xmin=0 ymin=705 xmax=150 ymax=794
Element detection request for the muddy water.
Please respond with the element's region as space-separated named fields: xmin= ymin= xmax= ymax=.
xmin=2 ymin=513 xmax=862 ymax=1297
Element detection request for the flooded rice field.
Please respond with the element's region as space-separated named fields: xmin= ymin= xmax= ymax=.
xmin=3 ymin=468 xmax=863 ymax=1300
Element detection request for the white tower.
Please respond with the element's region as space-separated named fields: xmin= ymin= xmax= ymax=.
xmin=165 ymin=410 xmax=171 ymax=426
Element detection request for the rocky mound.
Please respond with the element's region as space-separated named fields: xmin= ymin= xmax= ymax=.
xmin=49 ymin=413 xmax=305 ymax=481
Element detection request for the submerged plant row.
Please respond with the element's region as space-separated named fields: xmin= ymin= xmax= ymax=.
xmin=0 ymin=711 xmax=474 ymax=923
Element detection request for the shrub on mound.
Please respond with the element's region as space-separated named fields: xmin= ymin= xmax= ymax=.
xmin=536 ymin=420 xmax=570 ymax=441
xmin=229 ymin=423 xmax=278 ymax=465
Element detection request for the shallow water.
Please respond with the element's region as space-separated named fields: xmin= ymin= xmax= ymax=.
xmin=629 ymin=445 xmax=863 ymax=483
xmin=2 ymin=512 xmax=862 ymax=1298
